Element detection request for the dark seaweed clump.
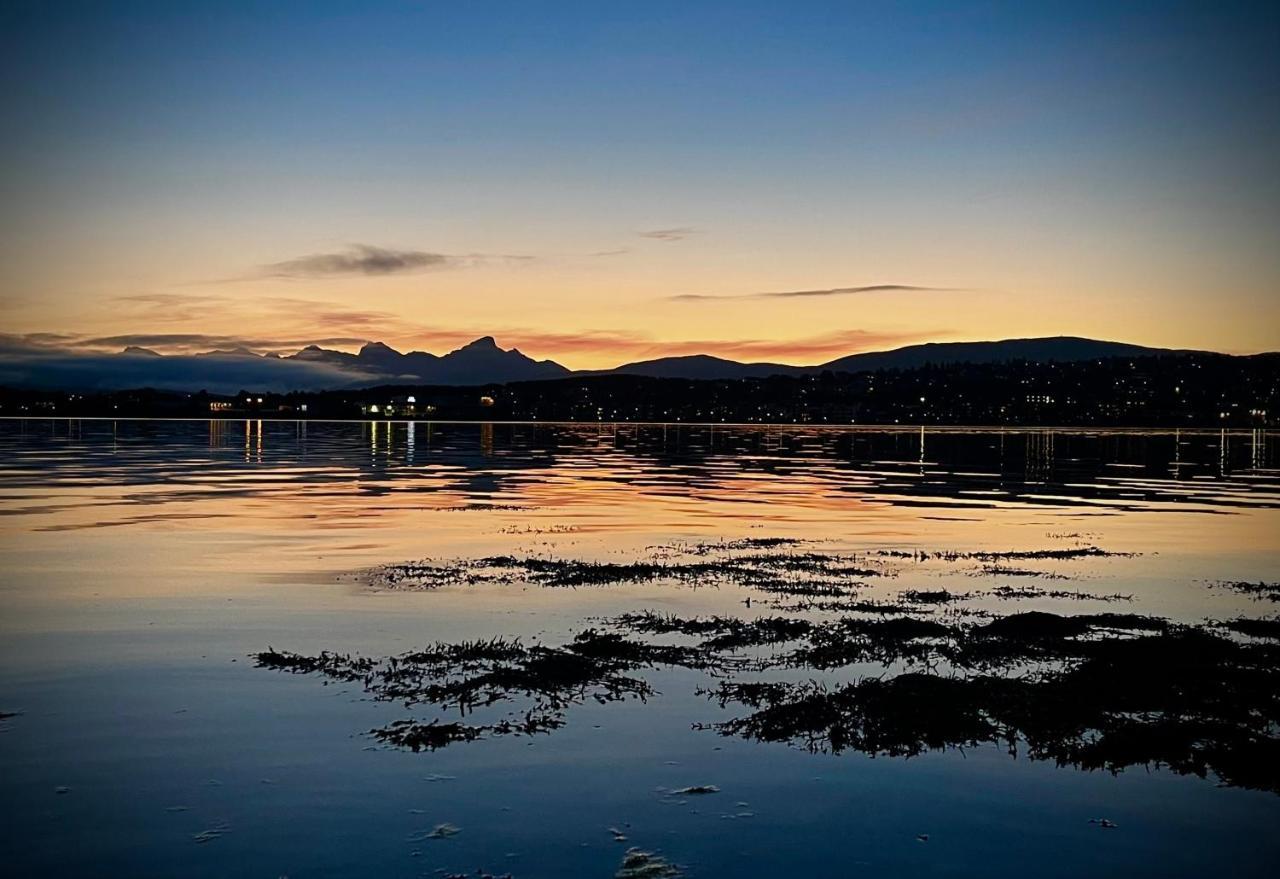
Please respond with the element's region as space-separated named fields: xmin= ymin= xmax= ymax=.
xmin=899 ymin=588 xmax=971 ymax=604
xmin=1211 ymin=580 xmax=1280 ymax=602
xmin=880 ymin=545 xmax=1136 ymax=582
xmin=876 ymin=546 xmax=1132 ymax=562
xmin=369 ymin=541 xmax=1145 ymax=607
xmin=258 ymin=605 xmax=1280 ymax=793
xmin=704 ymin=622 xmax=1280 ymax=792
xmin=614 ymin=848 xmax=683 ymax=878
xmin=607 ymin=611 xmax=814 ymax=651
xmin=1220 ymin=617 xmax=1280 ymax=639
xmin=256 ymin=630 xmax=728 ymax=750
xmin=989 ymin=584 xmax=1132 ymax=602
xmin=369 ymin=547 xmax=886 ymax=598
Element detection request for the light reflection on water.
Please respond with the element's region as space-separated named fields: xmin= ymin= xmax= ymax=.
xmin=0 ymin=419 xmax=1278 ymax=878
xmin=3 ymin=420 xmax=1277 ymax=517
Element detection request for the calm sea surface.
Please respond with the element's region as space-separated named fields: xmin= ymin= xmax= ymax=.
xmin=1 ymin=419 xmax=1278 ymax=878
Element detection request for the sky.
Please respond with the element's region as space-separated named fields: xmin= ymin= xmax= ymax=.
xmin=1 ymin=0 xmax=1277 ymax=369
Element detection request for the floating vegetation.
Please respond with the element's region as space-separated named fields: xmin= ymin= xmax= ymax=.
xmin=979 ymin=565 xmax=1071 ymax=579
xmin=607 ymin=611 xmax=813 ymax=651
xmin=260 ymin=604 xmax=1280 ymax=793
xmin=615 ymin=847 xmax=683 ymax=878
xmin=705 ymin=624 xmax=1280 ymax=792
xmin=768 ymin=597 xmax=930 ymax=615
xmin=410 ymin=822 xmax=461 ymax=841
xmin=1210 ymin=580 xmax=1280 ymax=603
xmin=965 ymin=547 xmax=1135 ymax=562
xmin=256 ymin=630 xmax=730 ymax=749
xmin=668 ymin=784 xmax=719 ymax=795
xmin=874 ymin=546 xmax=1132 ymax=562
xmin=899 ymin=589 xmax=972 ymax=604
xmin=192 ymin=821 xmax=230 ymax=844
xmin=674 ymin=536 xmax=806 ymax=554
xmin=261 ymin=532 xmax=1278 ymax=795
xmin=365 ymin=541 xmax=1146 ymax=613
xmin=368 ymin=543 xmax=886 ymax=598
xmin=989 ymin=584 xmax=1132 ymax=602
xmin=1220 ymin=617 xmax=1280 ymax=639
xmin=785 ymin=616 xmax=952 ymax=669
xmin=374 ymin=719 xmax=490 ymax=751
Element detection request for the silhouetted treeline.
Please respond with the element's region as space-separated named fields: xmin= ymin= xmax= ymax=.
xmin=2 ymin=352 xmax=1276 ymax=426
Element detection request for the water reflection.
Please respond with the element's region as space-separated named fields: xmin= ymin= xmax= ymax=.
xmin=1 ymin=422 xmax=1276 ymax=523
xmin=2 ymin=418 xmax=1278 ymax=877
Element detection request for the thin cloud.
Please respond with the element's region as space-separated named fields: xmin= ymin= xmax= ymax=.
xmin=638 ymin=227 xmax=698 ymax=242
xmin=670 ymin=284 xmax=955 ymax=302
xmin=107 ymin=293 xmax=415 ymax=346
xmin=72 ymin=334 xmax=374 ymax=354
xmin=261 ymin=245 xmax=453 ymax=278
xmin=241 ymin=245 xmax=536 ymax=281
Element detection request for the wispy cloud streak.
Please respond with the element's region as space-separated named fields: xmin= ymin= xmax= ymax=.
xmin=638 ymin=227 xmax=698 ymax=242
xmin=256 ymin=244 xmax=534 ymax=279
xmin=670 ymin=284 xmax=955 ymax=302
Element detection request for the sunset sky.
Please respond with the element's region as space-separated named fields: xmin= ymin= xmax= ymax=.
xmin=2 ymin=1 xmax=1277 ymax=369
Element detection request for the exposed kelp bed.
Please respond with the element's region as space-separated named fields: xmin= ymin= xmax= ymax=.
xmin=260 ymin=542 xmax=1280 ymax=794
xmin=364 ymin=539 xmax=1139 ymax=606
xmin=1211 ymin=580 xmax=1280 ymax=603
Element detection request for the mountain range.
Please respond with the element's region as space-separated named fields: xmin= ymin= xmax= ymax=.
xmin=0 ymin=335 xmax=1223 ymax=394
xmin=606 ymin=337 xmax=1173 ymax=380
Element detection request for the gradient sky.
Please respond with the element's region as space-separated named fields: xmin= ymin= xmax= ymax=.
xmin=2 ymin=1 xmax=1277 ymax=368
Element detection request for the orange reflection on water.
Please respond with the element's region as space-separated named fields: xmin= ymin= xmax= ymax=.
xmin=0 ymin=421 xmax=1276 ymax=619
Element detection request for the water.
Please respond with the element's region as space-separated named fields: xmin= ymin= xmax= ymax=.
xmin=0 ymin=419 xmax=1277 ymax=878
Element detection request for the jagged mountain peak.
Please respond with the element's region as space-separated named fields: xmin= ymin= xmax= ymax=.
xmin=455 ymin=335 xmax=501 ymax=352
xmin=358 ymin=340 xmax=400 ymax=355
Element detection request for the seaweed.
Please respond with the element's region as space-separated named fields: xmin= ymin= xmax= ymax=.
xmin=1210 ymin=580 xmax=1280 ymax=602
xmin=372 ymin=719 xmax=488 ymax=751
xmin=787 ymin=617 xmax=953 ymax=669
xmin=989 ymin=584 xmax=1132 ymax=602
xmin=192 ymin=820 xmax=231 ymax=844
xmin=615 ymin=848 xmax=683 ymax=878
xmin=666 ymin=784 xmax=720 ymax=795
xmin=875 ymin=546 xmax=1132 ymax=562
xmin=1220 ymin=617 xmax=1280 ymax=639
xmin=980 ymin=565 xmax=1071 ymax=580
xmin=705 ymin=625 xmax=1280 ymax=792
xmin=369 ymin=545 xmax=883 ymax=598
xmin=607 ymin=611 xmax=812 ymax=651
xmin=257 ymin=603 xmax=1280 ymax=793
xmin=900 ymin=589 xmax=972 ymax=604
xmin=253 ymin=631 xmax=734 ymax=749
